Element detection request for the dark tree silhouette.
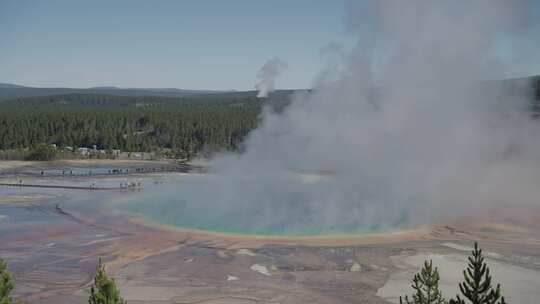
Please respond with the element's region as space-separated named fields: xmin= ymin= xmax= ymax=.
xmin=449 ymin=242 xmax=506 ymax=304
xmin=400 ymin=260 xmax=447 ymax=304
xmin=0 ymin=259 xmax=14 ymax=304
xmin=89 ymin=258 xmax=127 ymax=304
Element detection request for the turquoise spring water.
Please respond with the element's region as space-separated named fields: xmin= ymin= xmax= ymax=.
xmin=115 ymin=186 xmax=411 ymax=236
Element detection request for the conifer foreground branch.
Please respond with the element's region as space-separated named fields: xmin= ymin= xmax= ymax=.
xmin=89 ymin=258 xmax=127 ymax=304
xmin=449 ymin=242 xmax=506 ymax=304
xmin=0 ymin=259 xmax=15 ymax=304
xmin=400 ymin=260 xmax=447 ymax=304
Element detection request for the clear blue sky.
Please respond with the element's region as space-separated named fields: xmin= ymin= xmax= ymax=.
xmin=0 ymin=1 xmax=538 ymax=90
xmin=0 ymin=0 xmax=350 ymax=90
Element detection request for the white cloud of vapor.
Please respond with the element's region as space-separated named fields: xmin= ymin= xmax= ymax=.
xmin=136 ymin=0 xmax=540 ymax=235
xmin=255 ymin=57 xmax=288 ymax=98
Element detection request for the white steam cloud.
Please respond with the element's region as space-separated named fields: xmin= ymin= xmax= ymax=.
xmin=255 ymin=57 xmax=288 ymax=98
xmin=139 ymin=0 xmax=540 ymax=235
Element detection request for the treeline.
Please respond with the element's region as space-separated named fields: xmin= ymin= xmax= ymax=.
xmin=0 ymin=242 xmax=508 ymax=304
xmin=0 ymin=93 xmax=289 ymax=159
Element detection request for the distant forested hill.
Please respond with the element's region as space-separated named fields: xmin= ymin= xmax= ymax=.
xmin=0 ymin=90 xmax=298 ymax=110
xmin=0 ymin=83 xmax=227 ymax=101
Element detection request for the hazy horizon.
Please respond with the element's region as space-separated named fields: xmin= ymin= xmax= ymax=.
xmin=0 ymin=80 xmax=307 ymax=91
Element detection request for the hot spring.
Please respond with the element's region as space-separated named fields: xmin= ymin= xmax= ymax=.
xmin=115 ymin=172 xmax=416 ymax=236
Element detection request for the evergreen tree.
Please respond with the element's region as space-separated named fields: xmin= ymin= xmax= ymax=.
xmin=89 ymin=258 xmax=127 ymax=304
xmin=0 ymin=259 xmax=14 ymax=304
xmin=25 ymin=144 xmax=56 ymax=161
xmin=449 ymin=242 xmax=506 ymax=304
xmin=400 ymin=260 xmax=447 ymax=304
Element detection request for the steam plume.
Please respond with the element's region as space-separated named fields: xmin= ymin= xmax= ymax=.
xmin=133 ymin=1 xmax=540 ymax=235
xmin=255 ymin=57 xmax=288 ymax=97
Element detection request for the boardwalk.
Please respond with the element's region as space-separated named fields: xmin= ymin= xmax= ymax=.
xmin=0 ymin=163 xmax=199 ymax=178
xmin=0 ymin=182 xmax=119 ymax=191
